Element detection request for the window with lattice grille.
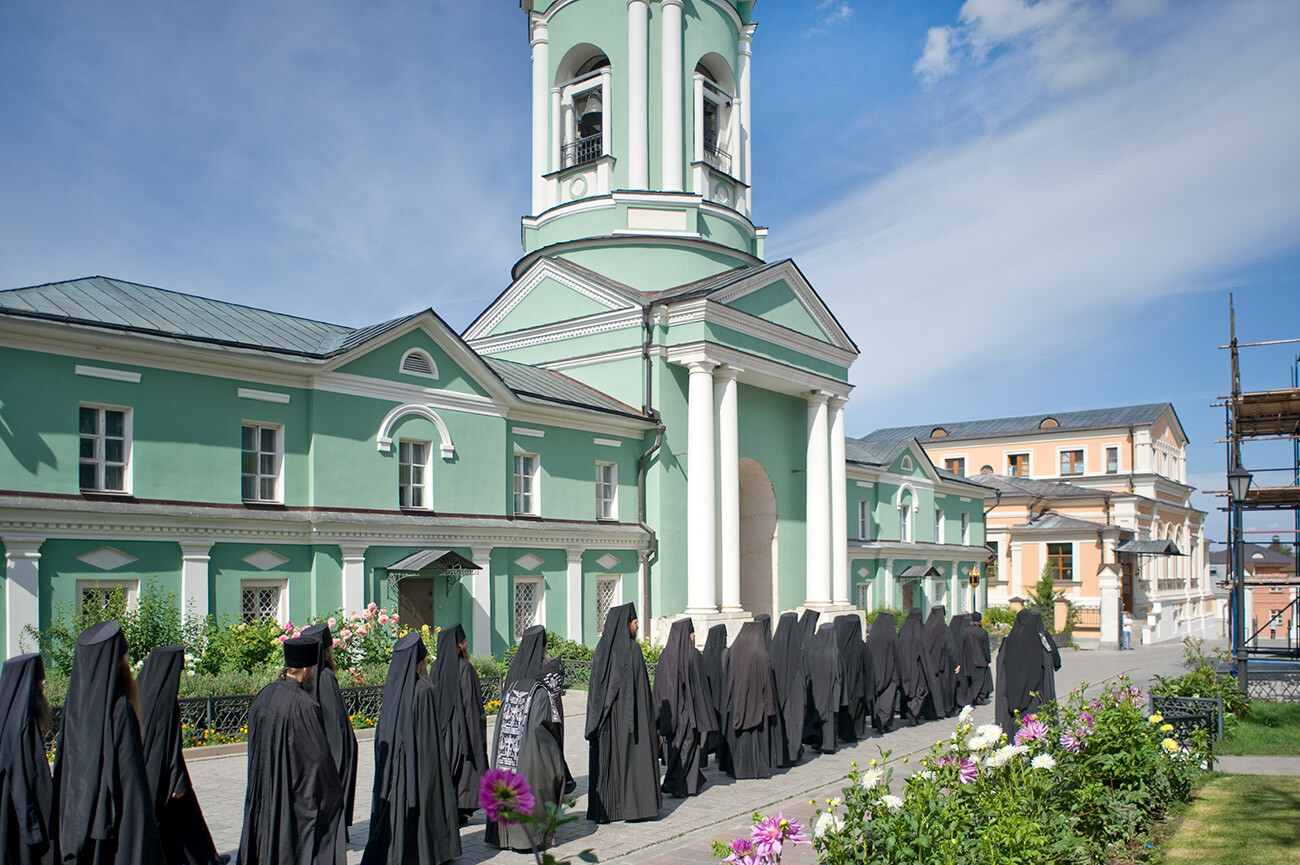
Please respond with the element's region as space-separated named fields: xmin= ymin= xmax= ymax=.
xmin=76 ymin=580 xmax=138 ymax=615
xmin=513 ymin=579 xmax=541 ymax=638
xmin=595 ymin=576 xmax=620 ymax=633
xmin=242 ymin=582 xmax=284 ymax=623
xmin=857 ymin=582 xmax=871 ymax=611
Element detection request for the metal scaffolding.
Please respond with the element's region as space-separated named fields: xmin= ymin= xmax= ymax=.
xmin=1222 ymin=299 xmax=1300 ymax=700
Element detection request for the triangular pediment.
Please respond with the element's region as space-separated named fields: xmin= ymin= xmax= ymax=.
xmin=464 ymin=258 xmax=641 ymax=342
xmin=709 ymin=260 xmax=858 ymax=355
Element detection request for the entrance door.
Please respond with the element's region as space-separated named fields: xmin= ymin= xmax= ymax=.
xmin=398 ymin=576 xmax=436 ymax=632
xmin=738 ymin=457 xmax=778 ymax=618
xmin=902 ymin=581 xmax=916 ymax=612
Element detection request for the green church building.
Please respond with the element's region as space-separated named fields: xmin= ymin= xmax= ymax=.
xmin=0 ymin=0 xmax=990 ymax=659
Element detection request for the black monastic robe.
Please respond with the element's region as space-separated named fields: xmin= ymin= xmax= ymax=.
xmin=361 ymin=633 xmax=460 ymax=865
xmin=432 ymin=624 xmax=488 ymax=818
xmin=652 ymin=618 xmax=717 ymax=797
xmin=804 ymin=622 xmax=842 ymax=753
xmin=538 ymin=658 xmax=576 ymax=794
xmin=585 ymin=603 xmax=661 ymax=823
xmin=769 ymin=613 xmax=806 ymax=766
xmin=864 ymin=613 xmax=900 ymax=733
xmin=995 ymin=610 xmax=1060 ymax=736
xmin=922 ymin=606 xmax=957 ymax=719
xmin=722 ymin=621 xmax=778 ymax=780
xmin=0 ymin=653 xmax=56 ymax=865
xmin=896 ymin=609 xmax=932 ymax=722
xmin=138 ymin=646 xmax=221 ymax=865
xmin=974 ymin=622 xmax=995 ymax=703
xmin=833 ymin=616 xmax=868 ymax=742
xmin=301 ymin=624 xmax=359 ymax=831
xmin=699 ymin=624 xmax=728 ymax=767
xmin=54 ymin=621 xmax=165 ymax=865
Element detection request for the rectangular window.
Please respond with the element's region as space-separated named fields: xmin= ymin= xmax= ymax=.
xmin=1105 ymin=446 xmax=1119 ymax=474
xmin=241 ymin=423 xmax=282 ymax=502
xmin=961 ymin=512 xmax=971 ymax=545
xmin=857 ymin=500 xmax=871 ymax=541
xmin=241 ymin=581 xmax=286 ymax=624
xmin=79 ymin=405 xmax=129 ymax=492
xmin=944 ymin=457 xmax=966 ymax=476
xmin=76 ymin=579 xmax=139 ymax=615
xmin=900 ymin=504 xmax=912 ymax=542
xmin=1060 ymin=449 xmax=1084 ymax=476
xmin=1047 ymin=543 xmax=1074 ymax=582
xmin=988 ymin=541 xmax=999 ymax=582
xmin=935 ymin=508 xmax=945 ymax=543
xmin=399 ymin=440 xmax=429 ymax=509
xmin=596 ymin=575 xmax=620 ymax=634
xmin=514 ymin=453 xmax=539 ymax=516
xmin=595 ymin=461 xmax=617 ymax=520
xmin=513 ymin=578 xmax=541 ymax=638
xmin=1007 ymin=453 xmax=1030 ymax=477
xmin=856 ymin=582 xmax=871 ymax=611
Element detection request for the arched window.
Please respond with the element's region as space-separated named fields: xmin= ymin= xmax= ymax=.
xmin=930 ymin=427 xmax=948 ymax=438
xmin=694 ymin=55 xmax=736 ymax=176
xmin=901 ymin=455 xmax=913 ymax=472
xmin=557 ymin=49 xmax=610 ymax=169
xmin=399 ymin=348 xmax=438 ymax=380
xmin=1039 ymin=417 xmax=1059 ymax=429
xmin=980 ymin=465 xmax=994 ymax=475
xmin=898 ymin=489 xmax=914 ymax=543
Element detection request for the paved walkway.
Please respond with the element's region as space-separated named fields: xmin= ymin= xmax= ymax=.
xmin=188 ymin=640 xmax=1206 ymax=864
xmin=1214 ymin=755 xmax=1300 ymax=776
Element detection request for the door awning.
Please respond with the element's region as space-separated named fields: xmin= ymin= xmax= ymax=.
xmin=899 ymin=565 xmax=943 ymax=579
xmin=386 ymin=549 xmax=481 ymax=575
xmin=1115 ymin=540 xmax=1183 ymax=556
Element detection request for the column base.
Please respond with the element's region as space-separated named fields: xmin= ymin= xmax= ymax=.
xmin=670 ymin=608 xmax=754 ymax=644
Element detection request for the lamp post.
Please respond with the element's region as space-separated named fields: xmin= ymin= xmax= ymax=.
xmin=1227 ymin=464 xmax=1253 ymax=693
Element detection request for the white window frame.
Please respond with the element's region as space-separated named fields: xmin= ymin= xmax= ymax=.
xmin=79 ymin=403 xmax=132 ymax=494
xmin=241 ymin=421 xmax=284 ymax=503
xmin=900 ymin=454 xmax=914 ymax=472
xmin=856 ymin=581 xmax=872 ymax=611
xmin=76 ymin=579 xmax=139 ymax=614
xmin=595 ymin=574 xmax=622 ymax=634
xmin=694 ymin=73 xmax=736 ymax=173
xmin=398 ymin=348 xmax=439 ymax=380
xmin=240 ymin=578 xmax=289 ymax=624
xmin=857 ymin=499 xmax=871 ymax=541
xmin=900 ymin=502 xmax=913 ymax=543
xmin=1004 ymin=450 xmax=1032 ymax=478
xmin=935 ymin=508 xmax=945 ymax=544
xmin=961 ymin=512 xmax=971 ymax=545
xmin=514 ymin=452 xmax=540 ymax=516
xmin=560 ymin=68 xmax=610 ymax=169
xmin=398 ymin=438 xmax=432 ymax=510
xmin=512 ymin=576 xmax=545 ymax=639
xmin=943 ymin=455 xmax=968 ymax=477
xmin=595 ymin=461 xmax=617 ymax=521
xmin=1056 ymin=445 xmax=1086 ymax=477
xmin=1105 ymin=445 xmax=1120 ymax=474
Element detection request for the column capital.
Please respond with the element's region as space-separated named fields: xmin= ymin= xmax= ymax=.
xmin=627 ymin=0 xmax=649 ymax=6
xmin=661 ymin=0 xmax=684 ymax=6
xmin=178 ymin=540 xmax=214 ymax=560
xmin=713 ymin=364 xmax=743 ymax=382
xmin=565 ymin=548 xmax=584 ymax=564
xmin=687 ymin=359 xmax=718 ymax=375
xmin=828 ymin=394 xmax=850 ymax=411
xmin=338 ymin=543 xmax=369 ymax=561
xmin=806 ymin=389 xmax=832 ymax=406
xmin=470 ymin=545 xmax=493 ymax=562
xmin=530 ymin=22 xmax=548 ymax=45
xmin=1 ymin=536 xmax=44 ymax=558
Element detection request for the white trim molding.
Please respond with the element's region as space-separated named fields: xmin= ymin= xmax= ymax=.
xmin=376 ymin=404 xmax=455 ymax=459
xmin=75 ymin=364 xmax=141 ymax=383
xmin=237 ymin=387 xmax=291 ymax=404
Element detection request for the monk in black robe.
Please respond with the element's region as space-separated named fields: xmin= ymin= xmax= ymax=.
xmin=996 ymin=610 xmax=1060 ymax=736
xmin=833 ymin=616 xmax=868 ymax=742
xmin=1037 ymin=612 xmax=1063 ymax=704
xmin=769 ymin=613 xmax=806 ymax=766
xmin=921 ymin=606 xmax=957 ymax=719
xmin=722 ymin=620 xmax=778 ymax=780
xmin=487 ymin=626 xmax=566 ymax=849
xmin=896 ymin=609 xmax=931 ymax=726
xmin=699 ymin=624 xmax=727 ymax=769
xmin=797 ymin=610 xmax=820 ymax=748
xmin=432 ymin=624 xmax=487 ymax=824
xmin=652 ymin=618 xmax=716 ymax=797
xmin=950 ymin=615 xmax=980 ymax=709
xmin=361 ymin=633 xmax=460 ymax=865
xmin=53 ymin=620 xmax=164 ymax=865
xmin=537 ymin=657 xmax=576 ymax=794
xmin=804 ymin=622 xmax=842 ymax=753
xmin=0 ymin=653 xmax=56 ymax=865
xmin=970 ymin=611 xmax=994 ymax=703
xmin=586 ymin=603 xmax=660 ymax=823
xmin=301 ymin=624 xmax=358 ymax=834
xmin=137 ymin=646 xmax=223 ymax=865
xmin=238 ymin=637 xmax=344 ymax=865
xmin=865 ymin=613 xmax=900 ymax=733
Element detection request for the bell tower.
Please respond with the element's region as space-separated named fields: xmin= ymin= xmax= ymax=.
xmin=518 ymin=0 xmax=763 ymax=289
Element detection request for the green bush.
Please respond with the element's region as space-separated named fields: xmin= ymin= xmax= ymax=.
xmin=982 ymin=606 xmax=1019 ymax=627
xmin=863 ymin=607 xmax=907 ymax=632
xmin=1151 ymin=637 xmax=1250 ymax=719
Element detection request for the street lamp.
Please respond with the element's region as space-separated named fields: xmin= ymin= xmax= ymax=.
xmin=1228 ymin=464 xmax=1253 ymax=693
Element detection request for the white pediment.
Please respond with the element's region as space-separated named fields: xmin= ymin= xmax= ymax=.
xmin=76 ymin=546 xmax=138 ymax=571
xmin=464 ymin=258 xmax=640 ymax=341
xmin=595 ymin=553 xmax=621 ymax=570
xmin=242 ymin=549 xmax=290 ymax=571
xmin=513 ymin=553 xmax=544 ymax=572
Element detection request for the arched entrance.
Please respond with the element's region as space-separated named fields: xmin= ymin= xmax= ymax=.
xmin=738 ymin=457 xmax=778 ymax=618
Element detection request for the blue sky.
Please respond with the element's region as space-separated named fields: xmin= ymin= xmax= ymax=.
xmin=3 ymin=0 xmax=1298 ymax=543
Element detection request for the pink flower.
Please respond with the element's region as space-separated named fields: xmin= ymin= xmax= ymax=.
xmin=340 ymin=628 xmax=353 ymax=642
xmin=278 ymin=634 xmax=287 ymax=644
xmin=367 ymin=602 xmax=378 ymax=612
xmin=327 ymin=617 xmax=337 ymax=627
xmin=478 ymin=768 xmax=535 ymax=824
xmin=1059 ymin=732 xmax=1082 ymax=754
xmin=283 ymin=622 xmax=294 ymax=632
xmin=1014 ymin=719 xmax=1049 ymax=745
xmin=361 ymin=608 xmax=373 ymax=620
xmin=378 ymin=613 xmax=390 ymax=625
xmin=356 ymin=624 xmax=367 ymax=637
xmin=723 ymin=836 xmax=757 ymax=865
xmin=958 ymin=757 xmax=979 ymax=784
xmin=391 ymin=613 xmax=399 ymax=622
xmin=750 ymin=813 xmax=808 ymax=860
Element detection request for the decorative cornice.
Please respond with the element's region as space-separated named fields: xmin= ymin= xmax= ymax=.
xmin=465 ymin=258 xmax=637 ymax=342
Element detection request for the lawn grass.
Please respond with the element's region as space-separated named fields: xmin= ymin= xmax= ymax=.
xmin=1161 ymin=775 xmax=1300 ymax=864
xmin=1217 ymin=701 xmax=1300 ymax=755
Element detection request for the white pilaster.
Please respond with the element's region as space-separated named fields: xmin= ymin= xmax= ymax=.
xmin=686 ymin=360 xmax=718 ymax=614
xmin=339 ymin=544 xmax=369 ymax=618
xmin=638 ymin=549 xmax=651 ymax=641
xmin=530 ymin=20 xmax=550 ymax=213
xmin=549 ymin=87 xmax=562 ymax=208
xmin=566 ymin=548 xmax=584 ymax=644
xmin=471 ymin=545 xmax=492 ymax=657
xmin=3 ymin=537 xmax=43 ymax=660
xmin=950 ymin=560 xmax=960 ymax=612
xmin=884 ymin=558 xmax=896 ymax=608
xmin=829 ymin=397 xmax=849 ymax=605
xmin=1010 ymin=541 xmax=1023 ymax=599
xmin=661 ymin=0 xmax=684 ymax=191
xmin=805 ymin=391 xmax=832 ymax=607
xmin=1098 ymin=562 xmax=1122 ymax=650
xmin=627 ymin=0 xmax=649 ymax=189
xmin=716 ymin=367 xmax=742 ymax=612
xmin=737 ymin=25 xmax=756 ymax=214
xmin=178 ymin=540 xmax=213 ymax=624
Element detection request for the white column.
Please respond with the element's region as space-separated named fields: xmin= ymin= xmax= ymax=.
xmin=884 ymin=558 xmax=895 ymax=608
xmin=661 ymin=0 xmax=684 ymax=192
xmin=829 ymin=397 xmax=849 ymax=605
xmin=471 ymin=545 xmax=492 ymax=657
xmin=686 ymin=360 xmax=718 ymax=614
xmin=1010 ymin=541 xmax=1023 ymax=599
xmin=339 ymin=544 xmax=368 ymax=618
xmin=627 ymin=0 xmax=649 ymax=189
xmin=950 ymin=560 xmax=960 ymax=612
xmin=178 ymin=540 xmax=213 ymax=624
xmin=3 ymin=537 xmax=43 ymax=660
xmin=716 ymin=366 xmax=742 ymax=612
xmin=737 ymin=25 xmax=756 ymax=213
xmin=549 ymin=87 xmax=562 ymax=207
xmin=566 ymin=548 xmax=584 ymax=644
xmin=805 ymin=391 xmax=832 ymax=606
xmin=638 ymin=549 xmax=652 ymax=641
xmin=530 ymin=21 xmax=550 ymax=213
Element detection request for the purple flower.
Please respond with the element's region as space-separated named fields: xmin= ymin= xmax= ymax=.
xmin=1014 ymin=719 xmax=1049 ymax=745
xmin=958 ymin=757 xmax=979 ymax=784
xmin=750 ymin=813 xmax=809 ymax=860
xmin=723 ymin=836 xmax=757 ymax=865
xmin=478 ymin=768 xmax=535 ymax=824
xmin=1059 ymin=731 xmax=1082 ymax=754
xmin=934 ymin=754 xmax=954 ymax=769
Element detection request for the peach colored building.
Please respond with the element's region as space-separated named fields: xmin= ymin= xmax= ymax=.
xmin=1209 ymin=543 xmax=1298 ymax=645
xmin=866 ymin=404 xmax=1214 ymax=647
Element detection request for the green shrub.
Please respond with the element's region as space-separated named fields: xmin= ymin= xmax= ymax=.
xmin=864 ymin=607 xmax=907 ymax=632
xmin=982 ymin=606 xmax=1019 ymax=627
xmin=1151 ymin=638 xmax=1249 ymax=720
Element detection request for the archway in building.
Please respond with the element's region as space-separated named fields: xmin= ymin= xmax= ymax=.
xmin=738 ymin=457 xmax=778 ymax=618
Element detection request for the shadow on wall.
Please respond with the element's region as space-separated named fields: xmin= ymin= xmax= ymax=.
xmin=0 ymin=397 xmax=57 ymax=474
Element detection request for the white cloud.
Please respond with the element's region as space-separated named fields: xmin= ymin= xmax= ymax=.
xmin=805 ymin=1 xmax=855 ymax=38
xmin=915 ymin=27 xmax=957 ymax=83
xmin=781 ymin=0 xmax=1300 ymax=416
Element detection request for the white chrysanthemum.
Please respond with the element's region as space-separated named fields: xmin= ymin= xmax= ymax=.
xmin=813 ymin=811 xmax=845 ymax=839
xmin=1031 ymin=754 xmax=1057 ymax=770
xmin=860 ymin=767 xmax=884 ymax=791
xmin=957 ymin=705 xmax=974 ymax=725
xmin=984 ymin=744 xmax=1029 ymax=769
xmin=918 ymin=770 xmax=935 ymax=782
xmin=976 ymin=724 xmax=1003 ymax=742
xmin=881 ymin=794 xmax=904 ymax=813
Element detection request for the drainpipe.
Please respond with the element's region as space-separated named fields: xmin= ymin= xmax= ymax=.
xmin=636 ymin=304 xmax=664 ymax=641
xmin=1127 ymin=425 xmax=1136 ymax=494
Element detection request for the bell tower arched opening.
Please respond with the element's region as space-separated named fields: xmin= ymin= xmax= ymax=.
xmin=738 ymin=457 xmax=778 ymax=618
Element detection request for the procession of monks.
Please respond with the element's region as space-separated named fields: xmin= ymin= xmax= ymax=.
xmin=0 ymin=604 xmax=1062 ymax=864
